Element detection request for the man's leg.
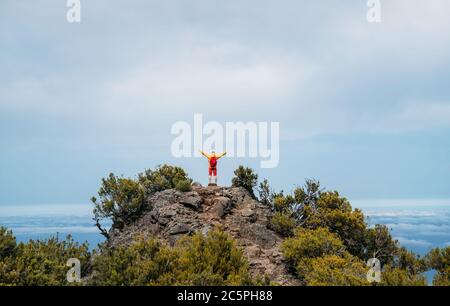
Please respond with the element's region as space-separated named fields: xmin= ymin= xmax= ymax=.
xmin=212 ymin=168 xmax=217 ymax=184
xmin=208 ymin=168 xmax=213 ymax=185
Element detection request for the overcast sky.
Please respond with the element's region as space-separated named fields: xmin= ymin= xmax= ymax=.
xmin=1 ymin=0 xmax=450 ymax=205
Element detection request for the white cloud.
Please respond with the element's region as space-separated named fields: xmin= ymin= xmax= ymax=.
xmin=0 ymin=203 xmax=92 ymax=217
xmin=384 ymin=222 xmax=450 ymax=238
xmin=354 ymin=198 xmax=450 ymax=208
xmin=10 ymin=226 xmax=98 ymax=234
xmin=365 ymin=211 xmax=437 ymax=218
xmin=396 ymin=237 xmax=433 ymax=248
xmin=100 ymin=40 xmax=318 ymax=119
xmin=1 ymin=0 xmax=450 ymax=137
xmin=370 ymin=102 xmax=450 ymax=133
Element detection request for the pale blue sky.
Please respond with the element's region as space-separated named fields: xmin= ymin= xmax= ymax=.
xmin=1 ymin=0 xmax=450 ymax=205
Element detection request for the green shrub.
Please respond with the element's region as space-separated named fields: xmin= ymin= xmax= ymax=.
xmin=89 ymin=237 xmax=176 ymax=286
xmin=175 ymin=229 xmax=254 ymax=285
xmin=293 ymin=179 xmax=322 ymax=208
xmin=285 ymin=184 xmax=400 ymax=264
xmin=281 ymin=227 xmax=345 ymax=268
xmin=281 ymin=227 xmax=368 ymax=285
xmin=92 ymin=173 xmax=145 ymax=231
xmin=92 ymin=165 xmax=192 ymax=236
xmin=175 ymin=179 xmax=192 ymax=192
xmin=394 ymin=247 xmax=426 ymax=275
xmin=302 ymin=191 xmax=368 ymax=258
xmin=231 ymin=166 xmax=258 ymax=198
xmin=270 ymin=212 xmax=296 ymax=237
xmin=273 ymin=193 xmax=295 ymax=213
xmin=365 ymin=224 xmax=398 ymax=265
xmin=298 ymin=254 xmax=368 ymax=286
xmin=138 ymin=164 xmax=192 ymax=194
xmin=0 ymin=227 xmax=16 ymax=259
xmin=0 ymin=235 xmax=90 ymax=286
xmin=379 ymin=265 xmax=427 ymax=286
xmin=257 ymin=179 xmax=274 ymax=206
xmin=432 ymin=267 xmax=450 ymax=286
xmin=424 ymin=246 xmax=450 ymax=272
xmin=89 ymin=229 xmax=255 ymax=286
xmin=424 ymin=246 xmax=450 ymax=285
xmin=263 ymin=179 xmax=322 ymax=226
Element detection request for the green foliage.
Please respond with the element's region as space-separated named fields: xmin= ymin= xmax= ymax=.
xmin=424 ymin=246 xmax=450 ymax=271
xmin=92 ymin=164 xmax=192 ymax=234
xmin=269 ymin=212 xmax=296 ymax=237
xmin=270 ymin=181 xmax=368 ymax=260
xmin=365 ymin=224 xmax=398 ymax=265
xmin=299 ymin=254 xmax=368 ymax=286
xmin=277 ymin=187 xmax=441 ymax=286
xmin=175 ymin=179 xmax=193 ymax=192
xmin=138 ymin=164 xmax=192 ymax=195
xmin=261 ymin=179 xmax=322 ymax=229
xmin=89 ymin=237 xmax=176 ymax=286
xmin=281 ymin=227 xmax=345 ymax=268
xmin=0 ymin=228 xmax=256 ymax=286
xmin=287 ymin=183 xmax=404 ymax=267
xmin=175 ymin=229 xmax=255 ymax=285
xmin=379 ymin=265 xmax=427 ymax=286
xmin=281 ymin=227 xmax=368 ymax=285
xmin=0 ymin=227 xmax=16 ymax=259
xmin=267 ymin=192 xmax=296 ymax=237
xmin=257 ymin=179 xmax=274 ymax=207
xmin=280 ymin=225 xmax=428 ymax=286
xmin=92 ymin=173 xmax=145 ymax=230
xmin=89 ymin=229 xmax=255 ymax=286
xmin=432 ymin=267 xmax=450 ymax=286
xmin=273 ymin=193 xmax=295 ymax=213
xmin=231 ymin=166 xmax=258 ymax=198
xmin=293 ymin=179 xmax=322 ymax=208
xmin=371 ymin=247 xmax=427 ymax=286
xmin=302 ymin=191 xmax=368 ymax=258
xmin=394 ymin=247 xmax=426 ymax=275
xmin=0 ymin=235 xmax=90 ymax=286
xmin=424 ymin=246 xmax=450 ymax=286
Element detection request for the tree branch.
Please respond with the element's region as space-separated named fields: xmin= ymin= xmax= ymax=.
xmin=93 ymin=217 xmax=110 ymax=239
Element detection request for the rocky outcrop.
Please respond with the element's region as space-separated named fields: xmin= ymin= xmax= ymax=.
xmin=107 ymin=185 xmax=299 ymax=285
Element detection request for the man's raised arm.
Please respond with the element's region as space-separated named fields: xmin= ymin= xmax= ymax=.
xmin=199 ymin=150 xmax=210 ymax=159
xmin=217 ymin=152 xmax=227 ymax=159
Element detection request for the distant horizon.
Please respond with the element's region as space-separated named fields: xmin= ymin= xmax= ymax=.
xmin=2 ymin=197 xmax=450 ymax=208
xmin=2 ymin=199 xmax=449 ymax=257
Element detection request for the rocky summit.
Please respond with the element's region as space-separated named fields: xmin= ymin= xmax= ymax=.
xmin=107 ymin=184 xmax=299 ymax=285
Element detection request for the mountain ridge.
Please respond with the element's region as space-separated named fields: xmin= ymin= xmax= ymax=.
xmin=107 ymin=184 xmax=300 ymax=285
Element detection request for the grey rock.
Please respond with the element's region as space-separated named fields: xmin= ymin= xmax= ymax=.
xmin=192 ymin=182 xmax=202 ymax=187
xmin=158 ymin=217 xmax=170 ymax=226
xmin=179 ymin=195 xmax=203 ymax=211
xmin=160 ymin=209 xmax=177 ymax=218
xmin=213 ymin=196 xmax=232 ymax=212
xmin=241 ymin=210 xmax=256 ymax=222
xmin=149 ymin=211 xmax=159 ymax=223
xmin=211 ymin=204 xmax=224 ymax=218
xmin=168 ymin=223 xmax=191 ymax=235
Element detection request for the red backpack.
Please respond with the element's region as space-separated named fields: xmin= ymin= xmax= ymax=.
xmin=209 ymin=156 xmax=217 ymax=168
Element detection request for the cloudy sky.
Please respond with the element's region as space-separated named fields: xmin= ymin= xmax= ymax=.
xmin=1 ymin=0 xmax=450 ymax=205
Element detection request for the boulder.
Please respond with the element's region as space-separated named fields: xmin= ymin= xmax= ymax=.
xmin=168 ymin=223 xmax=191 ymax=235
xmin=179 ymin=194 xmax=203 ymax=211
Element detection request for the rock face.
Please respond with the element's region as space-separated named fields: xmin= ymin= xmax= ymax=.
xmin=107 ymin=185 xmax=299 ymax=285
